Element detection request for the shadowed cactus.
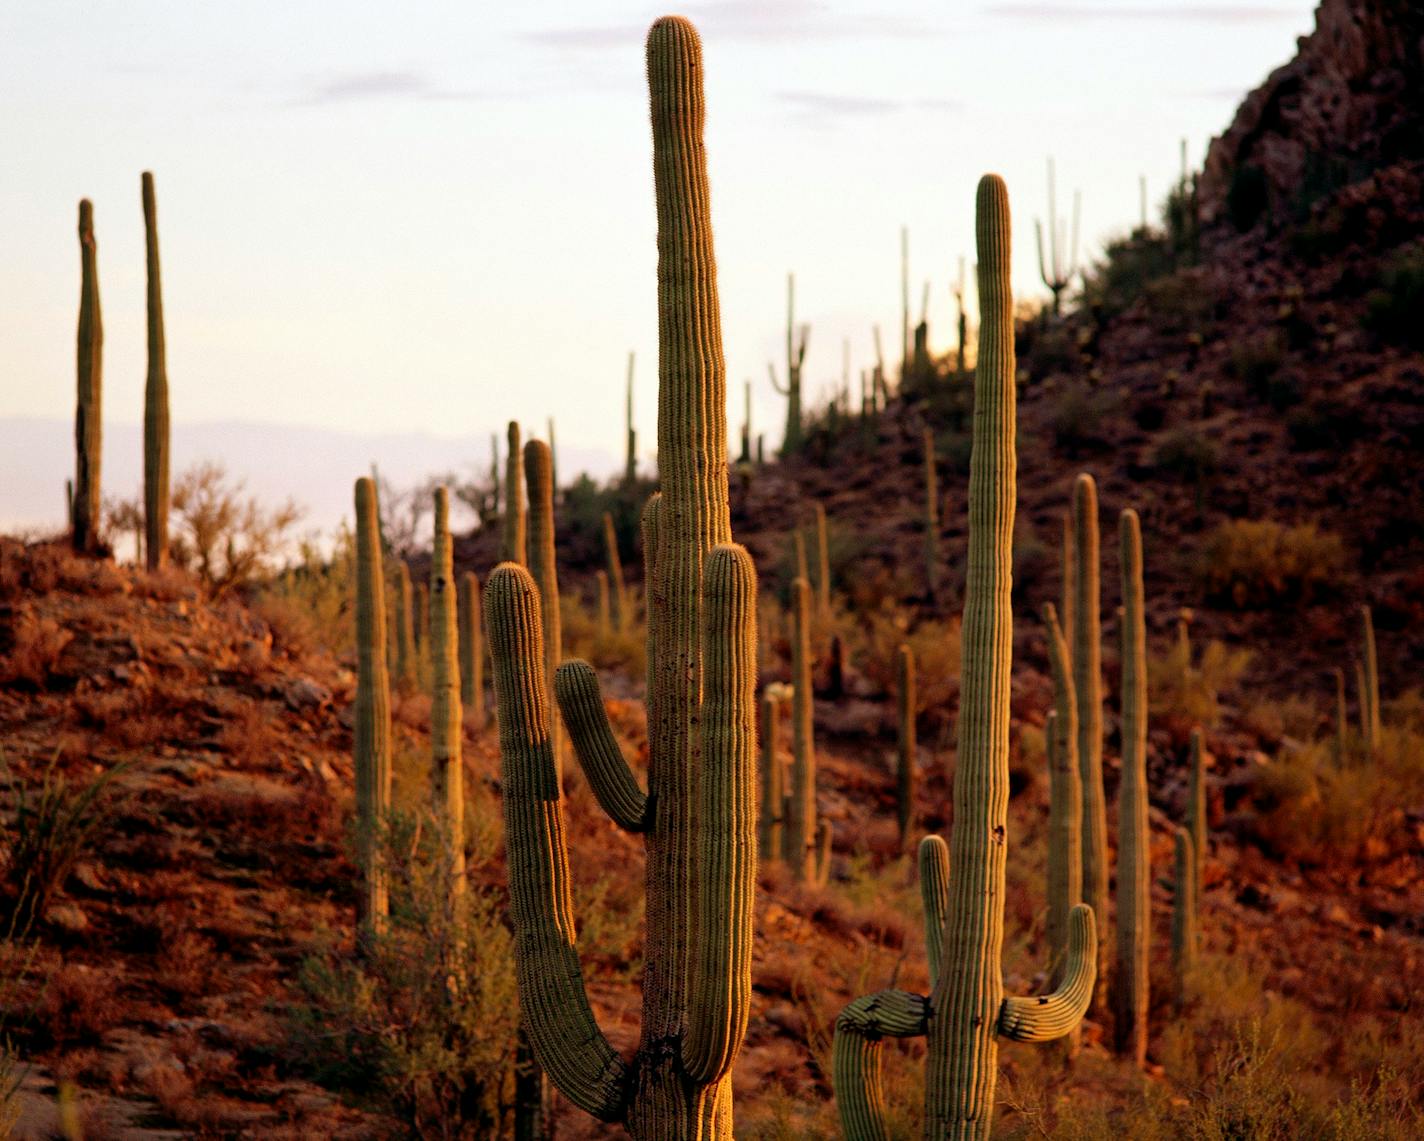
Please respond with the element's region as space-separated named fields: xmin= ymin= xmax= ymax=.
xmin=1361 ymin=604 xmax=1381 ymax=755
xmin=430 ymin=489 xmax=464 ymax=910
xmin=525 ymin=438 xmax=564 ymax=779
xmin=142 ymin=172 xmax=170 ymax=571
xmin=1115 ymin=509 xmax=1150 ymax=1067
xmin=458 ymin=571 xmax=485 ymax=731
xmin=1043 ymin=604 xmax=1083 ymax=1011
xmin=769 ymin=272 xmax=809 ymax=455
xmin=603 ymin=511 xmax=629 ymax=632
xmin=833 ymin=176 xmax=1096 ymax=1141
xmin=595 ymin=569 xmax=612 ymax=635
xmin=1072 ymin=471 xmax=1109 ymax=1010
xmin=625 ymin=351 xmax=637 ymax=486
xmin=353 ymin=478 xmax=392 ymax=939
xmin=895 ymin=643 xmax=916 ymax=848
xmin=486 ymin=18 xmax=759 ymax=1136
xmin=73 ymin=199 xmax=104 ymax=555
xmin=789 ymin=576 xmax=829 ymax=885
xmin=395 ymin=561 xmax=415 ymax=686
xmin=1187 ymin=727 xmax=1207 ymax=894
xmin=759 ymin=693 xmax=784 ymax=863
xmin=813 ymin=502 xmax=831 ymax=621
xmin=503 ymin=421 xmax=526 ymax=565
xmin=1172 ymin=827 xmax=1199 ymax=996
xmin=415 ymin=581 xmax=429 ymax=659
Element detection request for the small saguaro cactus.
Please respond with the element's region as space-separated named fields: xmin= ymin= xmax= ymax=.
xmin=415 ymin=581 xmax=430 ymax=657
xmin=486 ymin=19 xmax=759 ymax=1135
xmin=1072 ymin=471 xmax=1109 ymax=1009
xmin=353 ymin=478 xmax=392 ymax=938
xmin=924 ymin=428 xmax=940 ymax=600
xmin=525 ymin=438 xmax=564 ymax=779
xmin=769 ymin=271 xmax=810 ymax=456
xmin=547 ymin=417 xmax=558 ymax=497
xmin=625 ymin=351 xmax=637 ymax=486
xmin=1360 ymin=604 xmax=1381 ymax=755
xmin=1187 ymin=727 xmax=1208 ymax=892
xmin=1172 ymin=827 xmax=1198 ymax=991
xmin=395 ymin=560 xmax=415 ymax=685
xmin=895 ymin=643 xmax=916 ymax=848
xmin=1115 ymin=509 xmax=1150 ymax=1067
xmin=602 ymin=511 xmax=629 ymax=632
xmin=813 ymin=502 xmax=831 ymax=622
xmin=73 ymin=199 xmax=104 ymax=555
xmin=833 ymin=176 xmax=1097 ymax=1141
xmin=595 ymin=569 xmax=612 ymax=635
xmin=759 ymin=692 xmax=784 ymax=862
xmin=459 ymin=571 xmax=485 ymax=731
xmin=430 ymin=488 xmax=465 ymax=907
xmin=789 ymin=576 xmax=830 ymax=885
xmin=502 ymin=420 xmax=526 ymax=564
xmin=141 ymin=172 xmax=170 ymax=571
xmin=740 ymin=378 xmax=752 ymax=464
xmin=1042 ymin=604 xmax=1083 ymax=1000
xmin=489 ymin=432 xmax=501 ymax=521
xmin=1036 ymin=157 xmax=1081 ymax=315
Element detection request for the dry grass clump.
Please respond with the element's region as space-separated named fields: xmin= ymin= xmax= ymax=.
xmin=1195 ymin=518 xmax=1347 ymax=608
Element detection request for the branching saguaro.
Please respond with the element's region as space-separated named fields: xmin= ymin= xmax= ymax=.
xmin=486 ymin=18 xmax=759 ymax=1138
xmin=769 ymin=272 xmax=810 ymax=456
xmin=833 ymin=176 xmax=1096 ymax=1141
xmin=1036 ymin=157 xmax=1081 ymax=315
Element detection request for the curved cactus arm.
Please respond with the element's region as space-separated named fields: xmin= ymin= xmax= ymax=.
xmin=685 ymin=544 xmax=759 ymax=1085
xmin=767 ymin=361 xmax=790 ymax=396
xmin=485 ymin=564 xmax=631 ymax=1122
xmin=833 ymin=990 xmax=931 ymax=1141
xmin=554 ymin=660 xmax=650 ymax=832
xmin=918 ymin=835 xmax=949 ymax=987
xmin=997 ymin=903 xmax=1097 ymax=1042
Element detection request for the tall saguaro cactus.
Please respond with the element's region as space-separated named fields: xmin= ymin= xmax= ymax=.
xmin=486 ymin=19 xmax=759 ymax=1136
xmin=430 ymin=488 xmax=465 ymax=908
xmin=459 ymin=571 xmax=485 ymax=730
xmin=1360 ymin=604 xmax=1381 ymax=755
xmin=759 ymin=693 xmax=784 ymax=863
xmin=603 ymin=511 xmax=629 ymax=632
xmin=1036 ymin=157 xmax=1081 ymax=315
xmin=1187 ymin=727 xmax=1207 ymax=893
xmin=525 ymin=439 xmax=564 ymax=778
xmin=353 ymin=478 xmax=392 ymax=938
xmin=1043 ymin=604 xmax=1082 ymax=993
xmin=895 ymin=644 xmax=916 ymax=848
xmin=1116 ymin=510 xmax=1150 ymax=1066
xmin=141 ymin=172 xmax=170 ymax=571
xmin=73 ymin=199 xmax=104 ymax=555
xmin=789 ymin=576 xmax=830 ymax=884
xmin=1172 ymin=828 xmax=1198 ymax=992
xmin=503 ymin=421 xmax=526 ymax=565
xmin=770 ymin=272 xmax=809 ymax=456
xmin=834 ymin=176 xmax=1096 ymax=1141
xmin=1072 ymin=472 xmax=1109 ymax=1006
xmin=625 ymin=351 xmax=638 ymax=486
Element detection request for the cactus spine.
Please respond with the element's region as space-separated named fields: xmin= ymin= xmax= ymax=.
xmin=759 ymin=693 xmax=783 ymax=862
xmin=813 ymin=502 xmax=831 ymax=621
xmin=141 ymin=173 xmax=169 ymax=571
xmin=1187 ymin=727 xmax=1207 ymax=894
xmin=525 ymin=438 xmax=564 ymax=780
xmin=459 ymin=571 xmax=485 ymax=731
xmin=1043 ymin=604 xmax=1082 ymax=995
xmin=790 ymin=576 xmax=829 ymax=884
xmin=1115 ymin=509 xmax=1150 ymax=1067
xmin=603 ymin=511 xmax=629 ymax=632
xmin=924 ymin=428 xmax=939 ymax=600
xmin=834 ymin=177 xmax=1096 ymax=1141
xmin=769 ymin=272 xmax=809 ymax=455
xmin=353 ymin=478 xmax=392 ymax=938
xmin=502 ymin=420 xmax=526 ymax=564
xmin=73 ymin=199 xmax=103 ymax=555
xmin=895 ymin=643 xmax=916 ymax=848
xmin=1072 ymin=472 xmax=1109 ymax=1006
xmin=430 ymin=488 xmax=465 ymax=907
xmin=1361 ymin=604 xmax=1381 ymax=755
xmin=395 ymin=560 xmax=415 ymax=685
xmin=487 ymin=20 xmax=757 ymax=1135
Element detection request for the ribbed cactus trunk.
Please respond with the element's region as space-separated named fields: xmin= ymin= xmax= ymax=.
xmin=1043 ymin=604 xmax=1082 ymax=999
xmin=459 ymin=571 xmax=485 ymax=731
xmin=833 ymin=180 xmax=1096 ymax=1141
xmin=1187 ymin=728 xmax=1207 ymax=894
xmin=603 ymin=512 xmax=629 ymax=632
xmin=141 ymin=173 xmax=169 ymax=571
xmin=1361 ymin=605 xmax=1381 ymax=756
xmin=415 ymin=582 xmax=430 ymax=660
xmin=525 ymin=439 xmax=564 ymax=780
xmin=1172 ymin=828 xmax=1198 ymax=997
xmin=1115 ymin=510 xmax=1150 ymax=1067
xmin=813 ymin=503 xmax=831 ymax=621
xmin=395 ymin=561 xmax=415 ymax=685
xmin=758 ymin=693 xmax=783 ymax=863
xmin=1071 ymin=472 xmax=1109 ymax=1010
xmin=73 ymin=199 xmax=103 ymax=556
xmin=503 ymin=421 xmax=526 ymax=565
xmin=486 ymin=20 xmax=757 ymax=1138
xmin=353 ymin=478 xmax=392 ymax=940
xmin=1059 ymin=511 xmax=1075 ymax=662
xmin=779 ymin=273 xmax=804 ymax=455
xmin=924 ymin=428 xmax=940 ymax=601
xmin=896 ymin=644 xmax=916 ymax=849
xmin=740 ymin=379 xmax=752 ymax=464
xmin=789 ymin=576 xmax=827 ymax=885
xmin=430 ymin=489 xmax=465 ymax=910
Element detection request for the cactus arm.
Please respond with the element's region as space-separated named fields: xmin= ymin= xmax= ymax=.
xmin=685 ymin=544 xmax=758 ymax=1084
xmin=833 ymin=990 xmax=932 ymax=1141
xmin=767 ymin=361 xmax=790 ymax=396
xmin=997 ymin=903 xmax=1097 ymax=1042
xmin=554 ymin=659 xmax=651 ymax=832
xmin=486 ymin=564 xmax=631 ymax=1122
xmin=919 ymin=835 xmax=949 ymax=987
xmin=1035 ymin=218 xmax=1050 ymax=290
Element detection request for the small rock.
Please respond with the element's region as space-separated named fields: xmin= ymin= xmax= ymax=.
xmin=45 ymin=903 xmax=89 ymax=933
xmin=284 ymin=677 xmax=332 ymax=712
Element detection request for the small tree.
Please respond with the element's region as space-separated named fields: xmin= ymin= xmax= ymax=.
xmin=169 ymin=461 xmax=301 ymax=596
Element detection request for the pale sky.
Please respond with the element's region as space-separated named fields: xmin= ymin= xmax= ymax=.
xmin=2 ymin=1 xmax=1317 ymax=476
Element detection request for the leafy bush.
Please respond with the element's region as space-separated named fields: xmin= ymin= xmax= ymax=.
xmin=1228 ymin=331 xmax=1286 ymax=399
xmin=1153 ymin=427 xmax=1219 ymax=483
xmin=1195 ymin=519 xmax=1348 ymax=608
xmin=1048 ymin=383 xmax=1119 ymax=455
xmin=1150 ymin=633 xmax=1252 ymax=733
xmin=1364 ymin=243 xmax=1424 ymax=349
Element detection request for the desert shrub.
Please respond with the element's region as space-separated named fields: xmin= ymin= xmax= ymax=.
xmin=169 ymin=462 xmax=302 ymax=598
xmin=1150 ymin=635 xmax=1252 ymax=731
xmin=1195 ymin=519 xmax=1348 ymax=608
xmin=1364 ymin=243 xmax=1424 ymax=349
xmin=1153 ymin=426 xmax=1220 ymax=483
xmin=1143 ymin=270 xmax=1217 ymax=334
xmin=562 ymin=590 xmax=646 ymax=679
xmin=258 ymin=530 xmax=356 ymax=657
xmin=0 ymin=609 xmax=73 ymax=689
xmin=1079 ymin=228 xmax=1178 ymax=319
xmin=1228 ymin=331 xmax=1286 ymax=399
xmin=1048 ymin=383 xmax=1119 ymax=455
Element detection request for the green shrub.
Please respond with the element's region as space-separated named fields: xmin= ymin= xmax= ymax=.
xmin=1154 ymin=427 xmax=1220 ymax=483
xmin=1195 ymin=519 xmax=1348 ymax=609
xmin=1364 ymin=243 xmax=1424 ymax=349
xmin=1048 ymin=383 xmax=1119 ymax=455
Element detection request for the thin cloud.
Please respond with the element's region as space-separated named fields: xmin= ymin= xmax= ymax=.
xmin=984 ymin=3 xmax=1300 ymax=22
xmin=777 ymin=90 xmax=964 ymax=127
xmin=293 ymin=70 xmax=490 ymax=107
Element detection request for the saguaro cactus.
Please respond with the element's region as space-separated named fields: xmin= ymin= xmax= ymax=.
xmin=924 ymin=428 xmax=940 ymax=600
xmin=459 ymin=571 xmax=485 ymax=731
xmin=595 ymin=570 xmax=612 ymax=635
xmin=789 ymin=576 xmax=830 ymax=884
xmin=759 ymin=693 xmax=784 ymax=862
xmin=1172 ymin=828 xmax=1198 ymax=992
xmin=603 ymin=512 xmax=629 ymax=632
xmin=813 ymin=502 xmax=831 ymax=621
xmin=141 ymin=172 xmax=169 ymax=571
xmin=353 ymin=478 xmax=392 ymax=937
xmin=625 ymin=351 xmax=637 ymax=486
xmin=486 ymin=19 xmax=759 ymax=1136
xmin=503 ymin=421 xmax=526 ymax=564
xmin=1036 ymin=157 xmax=1081 ymax=315
xmin=73 ymin=199 xmax=103 ymax=555
xmin=1043 ymin=604 xmax=1083 ymax=995
xmin=525 ymin=438 xmax=564 ymax=779
xmin=395 ymin=561 xmax=415 ymax=685
xmin=1187 ymin=727 xmax=1207 ymax=893
xmin=739 ymin=379 xmax=752 ymax=464
xmin=415 ymin=581 xmax=430 ymax=658
xmin=430 ymin=488 xmax=465 ymax=907
xmin=1361 ymin=604 xmax=1381 ymax=755
xmin=1115 ymin=510 xmax=1150 ymax=1067
xmin=833 ymin=176 xmax=1096 ymax=1141
xmin=770 ymin=272 xmax=809 ymax=456
xmin=896 ymin=644 xmax=916 ymax=848
xmin=1072 ymin=471 xmax=1109 ymax=1005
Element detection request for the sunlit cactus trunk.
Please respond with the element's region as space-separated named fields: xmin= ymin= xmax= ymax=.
xmin=141 ymin=172 xmax=170 ymax=571
xmin=394 ymin=560 xmax=415 ymax=686
xmin=73 ymin=199 xmax=103 ymax=555
xmin=353 ymin=478 xmax=392 ymax=939
xmin=603 ymin=511 xmax=629 ymax=632
xmin=1360 ymin=604 xmax=1381 ymax=755
xmin=503 ymin=420 xmax=526 ymax=565
xmin=525 ymin=439 xmax=564 ymax=780
xmin=758 ymin=693 xmax=783 ymax=863
xmin=430 ymin=489 xmax=465 ymax=913
xmin=789 ymin=575 xmax=829 ymax=885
